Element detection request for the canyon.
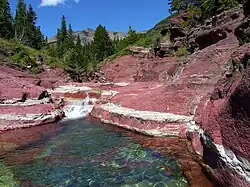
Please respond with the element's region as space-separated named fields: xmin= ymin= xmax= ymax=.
xmin=1 ymin=2 xmax=250 ymax=187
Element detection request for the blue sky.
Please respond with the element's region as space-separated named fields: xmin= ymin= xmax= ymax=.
xmin=9 ymin=0 xmax=170 ymax=37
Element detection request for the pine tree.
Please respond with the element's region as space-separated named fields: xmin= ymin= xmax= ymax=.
xmin=76 ymin=34 xmax=82 ymax=49
xmin=92 ymin=24 xmax=113 ymax=62
xmin=14 ymin=0 xmax=26 ymax=41
xmin=26 ymin=4 xmax=37 ymax=47
xmin=59 ymin=15 xmax=67 ymax=44
xmin=168 ymin=0 xmax=190 ymax=14
xmin=127 ymin=26 xmax=138 ymax=45
xmin=0 ymin=0 xmax=13 ymax=39
xmin=57 ymin=15 xmax=68 ymax=55
xmin=34 ymin=26 xmax=44 ymax=49
xmin=67 ymin=24 xmax=75 ymax=49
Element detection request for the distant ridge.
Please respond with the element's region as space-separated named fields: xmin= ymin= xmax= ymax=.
xmin=48 ymin=28 xmax=127 ymax=45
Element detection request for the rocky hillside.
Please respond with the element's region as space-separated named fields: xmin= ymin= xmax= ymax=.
xmin=48 ymin=28 xmax=127 ymax=45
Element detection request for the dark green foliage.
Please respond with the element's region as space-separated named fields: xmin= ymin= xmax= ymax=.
xmin=0 ymin=0 xmax=13 ymax=39
xmin=76 ymin=34 xmax=82 ymax=49
xmin=14 ymin=0 xmax=26 ymax=41
xmin=127 ymin=26 xmax=139 ymax=44
xmin=25 ymin=4 xmax=44 ymax=49
xmin=169 ymin=0 xmax=189 ymax=14
xmin=92 ymin=25 xmax=113 ymax=61
xmin=168 ymin=0 xmax=239 ymax=20
xmin=34 ymin=26 xmax=45 ymax=49
xmin=67 ymin=24 xmax=75 ymax=49
xmin=26 ymin=4 xmax=37 ymax=41
xmin=113 ymin=26 xmax=146 ymax=53
xmin=0 ymin=0 xmax=44 ymax=49
xmin=153 ymin=37 xmax=161 ymax=49
xmin=175 ymin=46 xmax=189 ymax=57
xmin=52 ymin=17 xmax=110 ymax=80
xmin=0 ymin=39 xmax=60 ymax=74
xmin=201 ymin=0 xmax=239 ymax=18
xmin=56 ymin=15 xmax=68 ymax=55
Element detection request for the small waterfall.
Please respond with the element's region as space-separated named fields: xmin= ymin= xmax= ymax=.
xmin=63 ymin=94 xmax=94 ymax=120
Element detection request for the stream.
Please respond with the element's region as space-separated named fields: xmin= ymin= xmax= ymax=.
xmin=0 ymin=118 xmax=189 ymax=187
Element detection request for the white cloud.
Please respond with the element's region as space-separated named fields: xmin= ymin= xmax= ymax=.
xmin=40 ymin=0 xmax=80 ymax=7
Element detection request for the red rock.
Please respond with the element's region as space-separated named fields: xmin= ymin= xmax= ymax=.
xmin=0 ymin=66 xmax=46 ymax=100
xmin=0 ymin=104 xmax=56 ymax=115
xmin=196 ymin=44 xmax=250 ymax=160
xmin=212 ymin=166 xmax=250 ymax=187
xmin=186 ymin=131 xmax=204 ymax=155
xmin=91 ymin=32 xmax=249 ymax=186
xmin=101 ymin=55 xmax=141 ymax=82
xmin=63 ymin=91 xmax=87 ymax=99
xmin=0 ymin=64 xmax=66 ymax=131
xmin=88 ymin=91 xmax=101 ymax=99
xmin=91 ymin=105 xmax=189 ymax=137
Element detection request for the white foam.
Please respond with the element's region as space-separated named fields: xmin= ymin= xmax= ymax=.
xmin=63 ymin=95 xmax=93 ymax=120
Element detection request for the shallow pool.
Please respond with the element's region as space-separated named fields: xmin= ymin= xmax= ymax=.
xmin=0 ymin=119 xmax=189 ymax=187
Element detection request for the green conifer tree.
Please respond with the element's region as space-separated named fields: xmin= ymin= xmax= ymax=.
xmin=0 ymin=0 xmax=13 ymax=39
xmin=168 ymin=0 xmax=190 ymax=14
xmin=34 ymin=26 xmax=45 ymax=49
xmin=127 ymin=26 xmax=138 ymax=45
xmin=92 ymin=24 xmax=113 ymax=62
xmin=57 ymin=15 xmax=68 ymax=55
xmin=76 ymin=34 xmax=82 ymax=49
xmin=26 ymin=4 xmax=37 ymax=47
xmin=67 ymin=24 xmax=75 ymax=49
xmin=14 ymin=0 xmax=26 ymax=41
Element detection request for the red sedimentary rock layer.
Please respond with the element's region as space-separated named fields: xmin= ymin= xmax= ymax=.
xmin=0 ymin=65 xmax=65 ymax=131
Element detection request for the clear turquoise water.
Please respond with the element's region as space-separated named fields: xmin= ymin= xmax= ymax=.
xmin=0 ymin=119 xmax=188 ymax=187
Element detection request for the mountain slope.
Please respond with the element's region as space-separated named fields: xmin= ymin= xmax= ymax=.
xmin=48 ymin=28 xmax=127 ymax=45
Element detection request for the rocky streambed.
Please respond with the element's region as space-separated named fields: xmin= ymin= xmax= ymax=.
xmin=0 ymin=118 xmax=212 ymax=187
xmin=2 ymin=3 xmax=250 ymax=186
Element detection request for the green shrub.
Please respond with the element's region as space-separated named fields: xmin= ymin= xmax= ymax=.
xmin=106 ymin=49 xmax=129 ymax=62
xmin=175 ymin=47 xmax=189 ymax=57
xmin=0 ymin=39 xmax=63 ymax=74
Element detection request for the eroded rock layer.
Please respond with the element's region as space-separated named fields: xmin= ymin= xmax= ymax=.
xmin=0 ymin=65 xmax=65 ymax=131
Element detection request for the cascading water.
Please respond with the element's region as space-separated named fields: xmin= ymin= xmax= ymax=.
xmin=63 ymin=93 xmax=94 ymax=119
